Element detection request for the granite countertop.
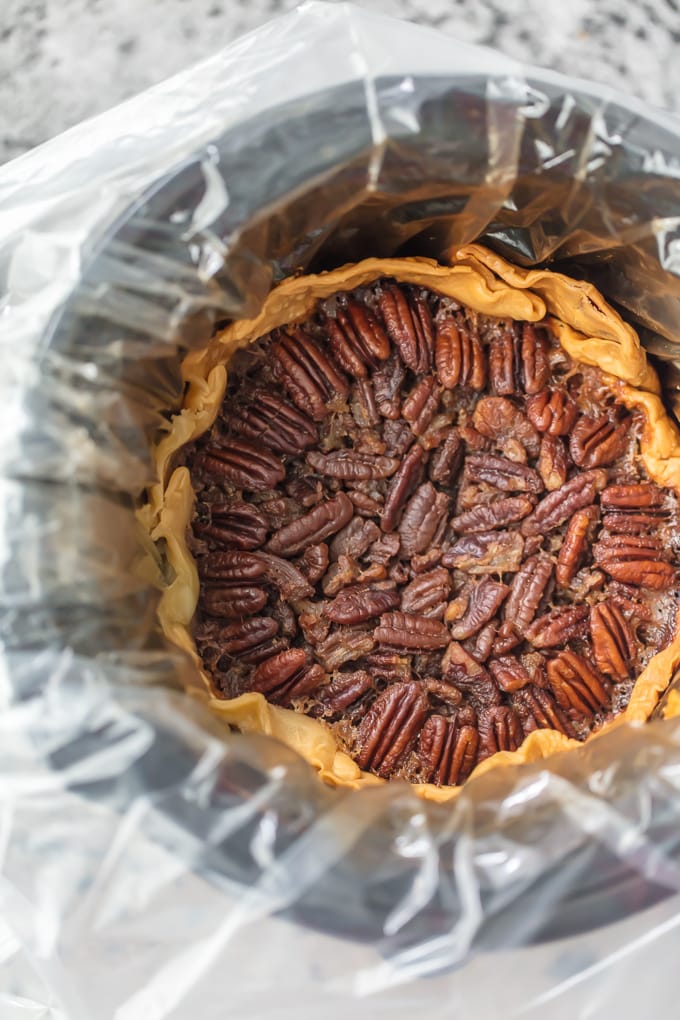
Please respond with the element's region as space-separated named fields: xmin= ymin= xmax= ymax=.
xmin=1 ymin=0 xmax=679 ymax=166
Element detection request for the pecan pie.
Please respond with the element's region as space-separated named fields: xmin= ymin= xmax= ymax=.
xmin=143 ymin=245 xmax=680 ymax=801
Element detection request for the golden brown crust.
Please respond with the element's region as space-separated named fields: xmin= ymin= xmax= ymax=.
xmin=141 ymin=245 xmax=680 ymax=801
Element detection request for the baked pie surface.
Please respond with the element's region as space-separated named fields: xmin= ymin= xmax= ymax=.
xmin=142 ymin=245 xmax=680 ymax=801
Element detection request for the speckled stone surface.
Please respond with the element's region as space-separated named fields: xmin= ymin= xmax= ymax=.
xmin=1 ymin=0 xmax=680 ymax=165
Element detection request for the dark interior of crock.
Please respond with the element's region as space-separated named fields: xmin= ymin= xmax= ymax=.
xmin=42 ymin=74 xmax=680 ymax=955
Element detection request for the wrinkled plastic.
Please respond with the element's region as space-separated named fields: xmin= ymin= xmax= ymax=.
xmin=4 ymin=3 xmax=680 ymax=1017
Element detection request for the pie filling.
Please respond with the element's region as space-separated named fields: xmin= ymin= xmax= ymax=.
xmin=183 ymin=279 xmax=680 ymax=787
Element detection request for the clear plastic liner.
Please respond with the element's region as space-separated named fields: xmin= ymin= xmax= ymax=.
xmin=3 ymin=3 xmax=680 ymax=1017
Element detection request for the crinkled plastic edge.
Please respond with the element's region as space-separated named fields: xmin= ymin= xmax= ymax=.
xmin=140 ymin=244 xmax=680 ymax=803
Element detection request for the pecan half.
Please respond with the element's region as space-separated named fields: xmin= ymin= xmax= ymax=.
xmin=521 ymin=469 xmax=607 ymax=536
xmin=216 ymin=617 xmax=280 ymax=660
xmin=418 ymin=715 xmax=479 ymax=785
xmin=473 ymin=397 xmax=540 ymax=457
xmin=250 ymin=648 xmax=309 ymax=699
xmin=520 ymin=324 xmax=551 ymax=394
xmin=316 ymin=670 xmax=374 ymax=716
xmin=363 ymin=650 xmax=412 ymax=683
xmin=250 ymin=551 xmax=315 ymax=599
xmin=228 ymin=390 xmax=317 ymax=455
xmin=526 ymin=387 xmax=577 ymax=436
xmin=372 ymin=354 xmax=405 ymax=419
xmin=442 ymin=530 xmax=524 ymax=574
xmin=327 ymin=585 xmax=401 ymax=625
xmin=194 ymin=501 xmax=269 ymax=550
xmin=424 ymin=677 xmax=463 ymax=706
xmin=314 ymin=627 xmax=376 ymax=671
xmin=514 ymin=685 xmax=576 ymax=738
xmin=488 ymin=657 xmax=534 ymax=692
xmin=374 ymin=612 xmax=450 ymax=650
xmin=441 ymin=643 xmax=501 ymax=707
xmin=601 ymin=483 xmax=667 ymax=513
xmin=378 ymin=285 xmax=434 ymax=373
xmin=402 ymin=376 xmax=440 ymax=436
xmin=380 ymin=444 xmax=426 ymax=533
xmin=324 ymin=300 xmax=390 ymax=377
xmin=271 ymin=327 xmax=349 ymax=420
xmin=267 ymin=492 xmax=354 ymax=556
xmin=401 ymin=568 xmax=451 ymax=618
xmin=556 ymin=506 xmax=599 ymax=586
xmin=306 ymin=449 xmax=399 ymax=481
xmin=496 ymin=555 xmax=554 ymax=648
xmin=488 ymin=323 xmax=517 ymax=395
xmin=593 ymin=534 xmax=676 ymax=589
xmin=537 ymin=434 xmax=568 ymax=492
xmin=297 ymin=542 xmax=329 ymax=584
xmin=524 ymin=605 xmax=590 ymax=649
xmin=198 ymin=549 xmax=268 ymax=582
xmin=398 ymin=482 xmax=449 ymax=558
xmin=195 ymin=439 xmax=285 ymax=491
xmin=450 ymin=495 xmax=534 ymax=534
xmin=547 ymin=651 xmax=611 ymax=717
xmin=350 ymin=378 xmax=381 ymax=428
xmin=450 ymin=578 xmax=509 ymax=640
xmin=478 ymin=705 xmax=524 ymax=756
xmin=356 ymin=681 xmax=428 ymax=777
xmin=464 ymin=453 xmax=543 ymax=493
xmin=329 ymin=517 xmax=380 ymax=560
xmin=202 ymin=586 xmax=268 ymax=618
xmin=570 ymin=414 xmax=631 ymax=468
xmin=429 ymin=429 xmax=464 ymax=485
xmin=590 ymin=601 xmax=636 ymax=680
xmin=435 ymin=315 xmax=486 ymax=389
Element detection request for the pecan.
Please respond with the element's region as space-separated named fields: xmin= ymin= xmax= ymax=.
xmin=270 ymin=598 xmax=298 ymax=638
xmin=547 ymin=651 xmax=611 ymax=717
xmin=411 ymin=548 xmax=444 ymax=573
xmin=537 ymin=434 xmax=568 ymax=492
xmin=450 ymin=495 xmax=534 ymax=534
xmin=459 ymin=426 xmax=491 ymax=451
xmin=324 ymin=300 xmax=390 ymax=378
xmin=450 ymin=578 xmax=509 ymax=640
xmin=374 ymin=612 xmax=450 ymax=650
xmin=424 ymin=678 xmax=463 ymax=707
xmin=271 ymin=327 xmax=349 ymax=420
xmin=381 ymin=444 xmax=426 ymax=532
xmin=556 ymin=506 xmax=599 ymax=586
xmin=314 ymin=627 xmax=376 ymax=671
xmin=216 ymin=617 xmax=280 ymax=659
xmin=329 ymin=517 xmax=380 ymax=560
xmin=520 ymin=323 xmax=551 ymax=394
xmin=309 ymin=449 xmax=398 ymax=482
xmin=401 ymin=568 xmax=451 ymax=618
xmin=194 ymin=439 xmax=285 ymax=491
xmin=297 ymin=600 xmax=331 ymax=645
xmin=441 ymin=643 xmax=501 ymax=707
xmin=356 ymin=681 xmax=428 ymax=777
xmin=470 ymin=620 xmax=497 ymax=663
xmin=250 ymin=648 xmax=308 ymax=697
xmin=378 ymin=284 xmax=434 ymax=373
xmin=418 ymin=715 xmax=479 ymax=785
xmin=327 ymin=585 xmax=401 ymax=624
xmin=429 ymin=429 xmax=464 ymax=485
xmin=526 ymin=388 xmax=577 ymax=436
xmin=593 ymin=534 xmax=676 ymax=589
xmin=198 ymin=552 xmax=266 ymax=587
xmin=464 ymin=453 xmax=543 ymax=493
xmin=402 ymin=376 xmax=439 ymax=436
xmin=194 ymin=501 xmax=269 ymax=550
xmin=372 ymin=354 xmax=405 ymax=419
xmin=350 ymin=379 xmax=381 ymax=428
xmin=202 ymin=586 xmax=268 ymax=618
xmin=602 ymin=513 xmax=665 ymax=535
xmin=513 ymin=685 xmax=576 ymax=738
xmin=570 ymin=414 xmax=631 ymax=468
xmin=228 ymin=390 xmax=317 ymax=455
xmin=382 ymin=418 xmax=415 ymax=457
xmin=473 ymin=397 xmax=540 ymax=457
xmin=297 ymin=543 xmax=329 ymax=584
xmin=398 ymin=482 xmax=449 ymax=558
xmin=488 ymin=657 xmax=534 ymax=693
xmin=590 ymin=601 xmax=637 ymax=680
xmin=521 ymin=469 xmax=607 ymax=536
xmin=363 ymin=650 xmax=411 ymax=683
xmin=348 ymin=490 xmax=383 ymax=517
xmin=321 ymin=554 xmax=360 ymax=596
xmin=601 ymin=483 xmax=667 ymax=513
xmin=366 ymin=532 xmax=401 ymax=565
xmin=478 ymin=706 xmax=524 ymax=756
xmin=316 ymin=670 xmax=373 ymax=716
xmin=488 ymin=323 xmax=517 ymax=395
xmin=497 ymin=555 xmax=554 ymax=644
xmin=249 ymin=551 xmax=314 ymax=599
xmin=256 ymin=496 xmax=301 ymax=529
xmin=285 ymin=475 xmax=323 ymax=507
xmin=442 ymin=530 xmax=524 ymax=574
xmin=524 ymin=605 xmax=590 ymax=649
xmin=267 ymin=492 xmax=354 ymax=556
xmin=435 ymin=315 xmax=486 ymax=389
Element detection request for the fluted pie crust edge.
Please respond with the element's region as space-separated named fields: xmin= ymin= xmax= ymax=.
xmin=139 ymin=244 xmax=680 ymax=802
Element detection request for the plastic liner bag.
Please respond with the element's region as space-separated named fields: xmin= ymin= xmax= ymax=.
xmin=5 ymin=3 xmax=680 ymax=1017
